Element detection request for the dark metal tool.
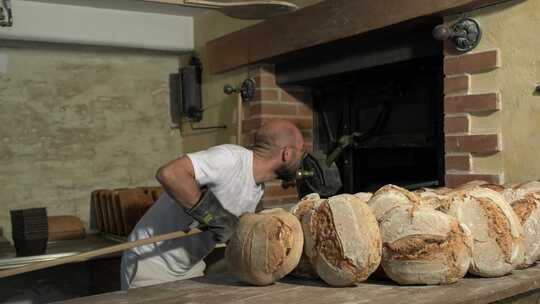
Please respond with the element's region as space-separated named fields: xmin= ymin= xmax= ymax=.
xmin=296 ymin=151 xmax=342 ymax=198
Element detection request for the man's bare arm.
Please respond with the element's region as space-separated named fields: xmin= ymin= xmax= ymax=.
xmin=155 ymin=156 xmax=201 ymax=209
xmin=155 ymin=155 xmax=238 ymax=243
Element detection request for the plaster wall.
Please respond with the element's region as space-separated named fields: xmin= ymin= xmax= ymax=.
xmin=0 ymin=47 xmax=184 ymax=237
xmin=446 ymin=0 xmax=540 ymax=183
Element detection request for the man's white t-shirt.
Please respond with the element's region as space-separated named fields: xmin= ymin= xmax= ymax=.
xmin=120 ymin=144 xmax=264 ymax=289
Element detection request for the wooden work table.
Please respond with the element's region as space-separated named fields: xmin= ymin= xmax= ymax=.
xmin=0 ymin=234 xmax=122 ymax=270
xmin=63 ymin=264 xmax=540 ymax=304
xmin=0 ymin=234 xmax=123 ymax=303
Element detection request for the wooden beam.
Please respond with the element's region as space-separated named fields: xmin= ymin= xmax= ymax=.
xmin=207 ymin=0 xmax=514 ymax=74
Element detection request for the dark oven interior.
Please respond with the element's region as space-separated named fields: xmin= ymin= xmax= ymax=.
xmin=276 ymin=21 xmax=445 ymax=194
xmin=311 ymin=57 xmax=445 ymax=193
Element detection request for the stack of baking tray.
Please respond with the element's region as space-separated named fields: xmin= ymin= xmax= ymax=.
xmin=10 ymin=208 xmax=48 ymax=256
xmin=91 ymin=187 xmax=162 ymax=237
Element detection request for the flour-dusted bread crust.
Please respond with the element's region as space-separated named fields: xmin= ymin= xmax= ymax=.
xmin=502 ymin=182 xmax=540 ymax=267
xmin=368 ymin=184 xmax=421 ymax=222
xmin=505 ymin=181 xmax=540 ymax=203
xmin=380 ymin=206 xmax=472 ymax=285
xmin=445 ymin=187 xmax=524 ymax=277
xmin=302 ymin=194 xmax=381 ymax=286
xmin=353 ymin=192 xmax=373 ymax=203
xmin=511 ymin=192 xmax=540 ymax=267
xmin=415 ymin=187 xmax=453 ymax=211
xmin=289 ymin=193 xmax=324 ymax=279
xmin=290 ymin=193 xmax=323 ymax=222
xmin=478 ymin=182 xmax=540 ymax=267
xmin=476 ymin=183 xmax=518 ymax=205
xmin=506 ymin=181 xmax=540 ymax=192
xmin=379 ymin=205 xmax=472 ymax=285
xmin=226 ymin=208 xmax=304 ymax=286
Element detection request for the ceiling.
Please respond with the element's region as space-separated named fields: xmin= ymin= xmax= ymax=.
xmin=20 ymin=0 xmax=206 ymax=17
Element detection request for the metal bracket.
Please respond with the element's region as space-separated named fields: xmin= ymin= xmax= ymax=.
xmin=433 ymin=18 xmax=482 ymax=52
xmin=223 ymin=78 xmax=256 ymax=102
xmin=0 ymin=0 xmax=13 ymax=27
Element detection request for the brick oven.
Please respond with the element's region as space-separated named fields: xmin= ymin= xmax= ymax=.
xmin=206 ymin=0 xmax=540 ymax=208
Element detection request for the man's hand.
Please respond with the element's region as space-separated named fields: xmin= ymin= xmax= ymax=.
xmin=185 ymin=189 xmax=238 ymax=243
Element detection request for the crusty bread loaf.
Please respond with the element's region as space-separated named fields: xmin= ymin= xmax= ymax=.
xmin=499 ymin=181 xmax=540 ymax=267
xmin=445 ymin=187 xmax=524 ymax=277
xmin=380 ymin=205 xmax=472 ymax=285
xmin=289 ymin=193 xmax=324 ymax=279
xmin=353 ymin=192 xmax=373 ymax=203
xmin=510 ymin=192 xmax=540 ymax=267
xmin=415 ymin=187 xmax=452 ymax=212
xmin=290 ymin=193 xmax=323 ymax=222
xmin=475 ymin=183 xmax=519 ymax=204
xmin=506 ymin=181 xmax=540 ymax=192
xmin=226 ymin=208 xmax=303 ymax=286
xmin=505 ymin=181 xmax=540 ymax=202
xmin=368 ymin=184 xmax=421 ymax=222
xmin=302 ymin=194 xmax=381 ymax=286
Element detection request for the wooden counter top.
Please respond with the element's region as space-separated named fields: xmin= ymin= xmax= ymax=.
xmin=62 ymin=263 xmax=540 ymax=304
xmin=0 ymin=234 xmax=121 ymax=270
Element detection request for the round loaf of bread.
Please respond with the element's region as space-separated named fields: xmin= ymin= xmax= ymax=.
xmin=289 ymin=193 xmax=324 ymax=279
xmin=303 ymin=194 xmax=381 ymax=286
xmin=368 ymin=184 xmax=421 ymax=222
xmin=508 ymin=190 xmax=540 ymax=267
xmin=479 ymin=182 xmax=540 ymax=267
xmin=445 ymin=187 xmax=524 ymax=277
xmin=226 ymin=208 xmax=304 ymax=286
xmin=380 ymin=205 xmax=472 ymax=285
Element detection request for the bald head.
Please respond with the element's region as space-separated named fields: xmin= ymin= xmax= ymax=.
xmin=252 ymin=119 xmax=303 ymax=157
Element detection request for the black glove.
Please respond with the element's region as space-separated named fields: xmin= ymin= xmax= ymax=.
xmin=185 ymin=189 xmax=238 ymax=243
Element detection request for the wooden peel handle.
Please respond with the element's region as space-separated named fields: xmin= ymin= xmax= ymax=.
xmin=0 ymin=229 xmax=201 ymax=279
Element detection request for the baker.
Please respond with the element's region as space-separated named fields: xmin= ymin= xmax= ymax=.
xmin=120 ymin=119 xmax=305 ymax=289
